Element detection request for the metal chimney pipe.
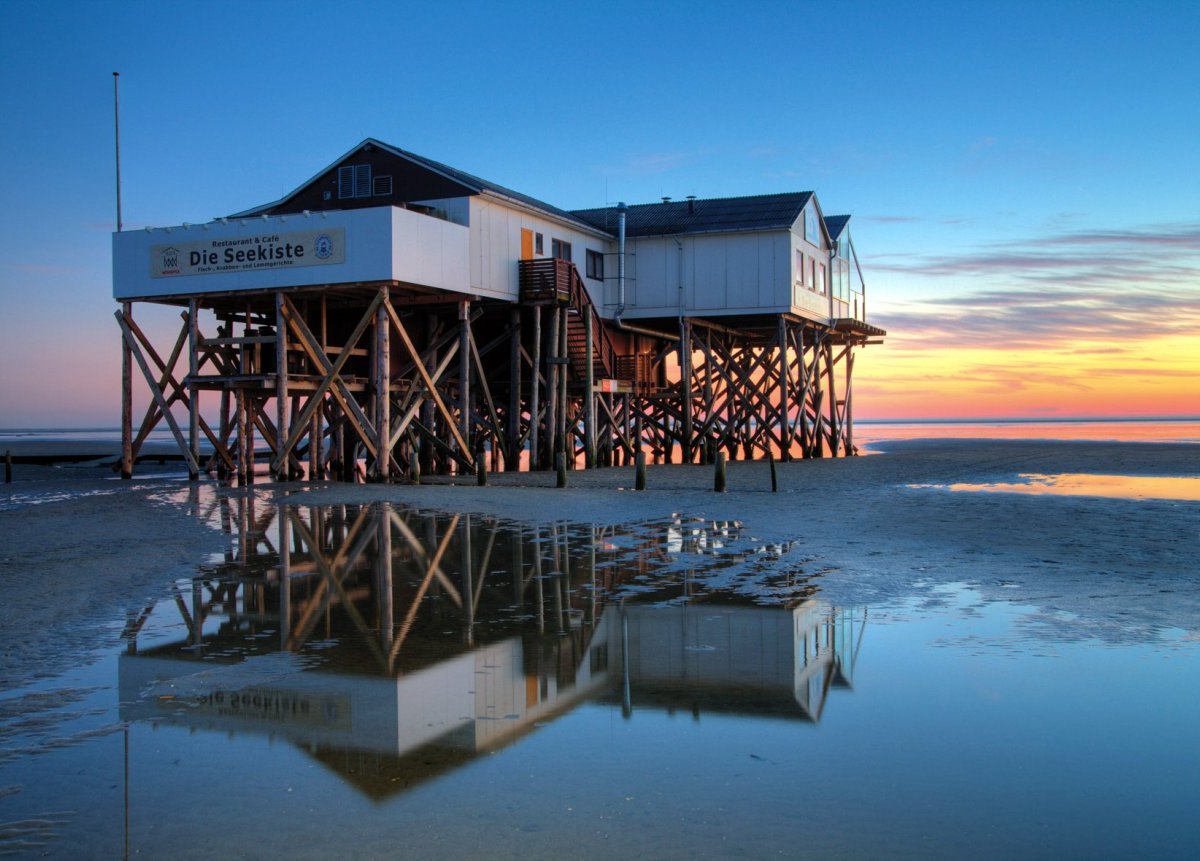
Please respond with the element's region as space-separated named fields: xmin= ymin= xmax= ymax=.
xmin=617 ymin=201 xmax=627 ymax=314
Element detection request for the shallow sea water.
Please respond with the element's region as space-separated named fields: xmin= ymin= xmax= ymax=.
xmin=1 ymin=494 xmax=1198 ymax=859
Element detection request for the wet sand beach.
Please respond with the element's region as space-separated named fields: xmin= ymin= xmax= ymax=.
xmin=3 ymin=438 xmax=1197 ymax=685
xmin=1 ymin=438 xmax=1198 ymax=859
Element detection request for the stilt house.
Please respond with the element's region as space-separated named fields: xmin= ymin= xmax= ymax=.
xmin=112 ymin=139 xmax=884 ymax=481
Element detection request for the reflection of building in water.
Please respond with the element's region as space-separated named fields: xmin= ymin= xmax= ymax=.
xmin=612 ymin=599 xmax=861 ymax=722
xmin=120 ymin=495 xmax=864 ymax=799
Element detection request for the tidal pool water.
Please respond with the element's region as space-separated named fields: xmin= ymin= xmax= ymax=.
xmin=912 ymin=472 xmax=1200 ymax=501
xmin=1 ymin=495 xmax=1197 ymax=859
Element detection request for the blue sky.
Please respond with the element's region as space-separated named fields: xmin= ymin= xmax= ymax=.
xmin=1 ymin=0 xmax=1197 ymax=424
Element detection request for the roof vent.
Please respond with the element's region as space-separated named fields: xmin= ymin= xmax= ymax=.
xmin=686 ymin=195 xmax=696 ymax=214
xmin=661 ymin=196 xmax=672 ymax=204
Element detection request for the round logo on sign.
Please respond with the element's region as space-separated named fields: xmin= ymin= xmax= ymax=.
xmin=314 ymin=234 xmax=334 ymax=259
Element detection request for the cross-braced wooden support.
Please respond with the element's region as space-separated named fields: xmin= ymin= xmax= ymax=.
xmin=118 ymin=281 xmax=869 ymax=481
xmin=620 ymin=316 xmax=862 ymax=463
xmin=118 ymin=287 xmax=495 ymax=483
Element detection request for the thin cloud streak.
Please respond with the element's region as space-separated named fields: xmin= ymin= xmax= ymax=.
xmin=871 ymin=219 xmax=1200 ymax=347
xmin=870 ymin=220 xmax=1200 ymax=287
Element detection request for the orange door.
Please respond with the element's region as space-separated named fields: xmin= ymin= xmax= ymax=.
xmin=520 ymin=228 xmax=534 ymax=260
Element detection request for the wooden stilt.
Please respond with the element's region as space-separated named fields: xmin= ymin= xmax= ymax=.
xmin=777 ymin=316 xmax=790 ymax=462
xmin=507 ymin=307 xmax=521 ymax=470
xmin=557 ymin=304 xmax=568 ymax=467
xmin=530 ymin=305 xmax=541 ymax=470
xmin=375 ymin=292 xmax=391 ymax=481
xmin=845 ymin=350 xmax=855 ymax=455
xmin=420 ymin=314 xmax=436 ymax=476
xmin=120 ymin=302 xmax=133 ymax=479
xmin=458 ymin=300 xmax=471 ymax=468
xmin=584 ymin=312 xmax=595 ymax=469
xmin=544 ymin=305 xmax=558 ymax=467
xmin=679 ymin=319 xmax=693 ymax=464
xmin=274 ymin=292 xmax=289 ymax=481
xmin=115 ymin=309 xmax=200 ymax=477
xmin=187 ymin=299 xmax=200 ymax=479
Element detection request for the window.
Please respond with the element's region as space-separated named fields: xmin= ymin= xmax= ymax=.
xmin=338 ymin=164 xmax=372 ymax=199
xmin=804 ymin=208 xmax=820 ymax=244
xmin=817 ymin=263 xmax=827 ymax=295
xmin=552 ymin=238 xmax=572 ymax=260
xmin=535 ymin=233 xmax=544 ymax=255
xmin=811 ymin=258 xmax=818 ymax=293
xmin=795 ymin=250 xmax=804 ymax=284
xmin=586 ymin=249 xmax=604 ymax=280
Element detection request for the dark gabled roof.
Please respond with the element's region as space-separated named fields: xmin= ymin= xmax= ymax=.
xmin=823 ymin=215 xmax=851 ymax=241
xmin=571 ymin=192 xmax=813 ymax=238
xmin=370 ymin=140 xmax=607 ymax=235
xmin=231 ymin=138 xmax=608 ymax=235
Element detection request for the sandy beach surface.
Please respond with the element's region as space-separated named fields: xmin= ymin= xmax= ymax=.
xmin=2 ymin=438 xmax=1197 ymax=691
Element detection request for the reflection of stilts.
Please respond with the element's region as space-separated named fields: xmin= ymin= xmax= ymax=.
xmin=119 ymin=501 xmax=872 ymax=818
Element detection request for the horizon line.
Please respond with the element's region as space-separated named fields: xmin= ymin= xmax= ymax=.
xmin=3 ymin=415 xmax=1200 ymax=433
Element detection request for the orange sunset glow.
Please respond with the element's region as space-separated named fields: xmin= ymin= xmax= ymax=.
xmin=857 ymin=331 xmax=1200 ymax=419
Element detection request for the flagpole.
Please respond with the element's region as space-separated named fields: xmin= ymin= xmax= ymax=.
xmin=113 ymin=71 xmax=122 ymax=232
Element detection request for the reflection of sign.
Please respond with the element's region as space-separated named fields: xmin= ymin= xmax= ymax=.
xmin=175 ymin=687 xmax=353 ymax=731
xmin=151 ymin=228 xmax=346 ymax=278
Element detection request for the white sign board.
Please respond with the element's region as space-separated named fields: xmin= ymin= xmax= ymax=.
xmin=151 ymin=228 xmax=346 ymax=278
xmin=113 ymin=207 xmax=472 ymax=301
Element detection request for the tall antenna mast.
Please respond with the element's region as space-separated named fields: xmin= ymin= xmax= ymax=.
xmin=113 ymin=71 xmax=122 ymax=232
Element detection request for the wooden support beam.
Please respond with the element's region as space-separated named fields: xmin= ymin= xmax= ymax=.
xmin=274 ymin=293 xmax=380 ymax=474
xmin=274 ymin=292 xmax=289 ymax=480
xmin=777 ymin=316 xmax=790 ymax=462
xmin=388 ymin=337 xmax=459 ymax=452
xmin=188 ymin=300 xmax=200 ymax=479
xmin=530 ymin=304 xmax=541 ymax=470
xmin=120 ymin=302 xmax=133 ymax=479
xmin=374 ymin=291 xmax=391 ymax=480
xmin=507 ymin=307 xmax=521 ymax=471
xmin=458 ymin=300 xmax=471 ymax=464
xmin=129 ymin=312 xmax=189 ymax=460
xmin=844 ymin=350 xmax=855 ymax=455
xmin=115 ymin=309 xmax=200 ymax=477
xmin=468 ymin=325 xmax=501 ymax=462
xmin=558 ymin=307 xmax=568 ymax=466
xmin=383 ymin=298 xmax=474 ymax=471
xmin=585 ymin=312 xmax=595 ymax=468
xmin=679 ymin=319 xmax=693 ymax=464
xmin=544 ymin=306 xmax=559 ymax=467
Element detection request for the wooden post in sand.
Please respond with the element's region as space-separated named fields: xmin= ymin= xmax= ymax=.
xmin=635 ymin=450 xmax=646 ymax=491
xmin=274 ymin=292 xmax=289 ymax=481
xmin=120 ymin=302 xmax=133 ymax=479
xmin=714 ymin=451 xmax=727 ymax=493
xmin=187 ymin=300 xmax=200 ymax=480
xmin=529 ymin=304 xmax=541 ymax=471
xmin=375 ymin=291 xmax=391 ymax=482
xmin=545 ymin=306 xmax=559 ymax=467
xmin=585 ymin=312 xmax=595 ymax=469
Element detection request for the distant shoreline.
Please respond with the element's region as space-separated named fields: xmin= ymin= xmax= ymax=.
xmin=4 ymin=416 xmax=1199 ymax=435
xmin=1 ymin=418 xmax=1196 ymax=476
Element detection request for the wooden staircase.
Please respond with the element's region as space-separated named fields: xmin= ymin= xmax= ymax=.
xmin=519 ymin=258 xmax=616 ymax=383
